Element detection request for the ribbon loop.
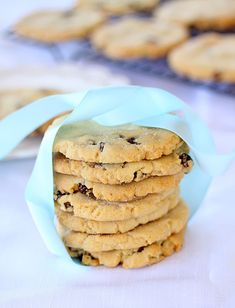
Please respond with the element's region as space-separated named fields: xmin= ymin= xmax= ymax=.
xmin=0 ymin=86 xmax=234 ymax=262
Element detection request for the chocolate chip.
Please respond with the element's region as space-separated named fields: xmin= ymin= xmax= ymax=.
xmin=77 ymin=254 xmax=83 ymax=262
xmin=88 ymin=140 xmax=96 ymax=145
xmin=126 ymin=137 xmax=140 ymax=145
xmin=73 ymin=250 xmax=83 ymax=261
xmin=133 ymin=171 xmax=138 ymax=180
xmin=89 ymin=254 xmax=97 ymax=260
xmin=64 ymin=201 xmax=72 ymax=209
xmin=139 ymin=172 xmax=147 ymax=180
xmin=72 ymin=185 xmax=79 ymax=194
xmin=78 ymin=183 xmax=95 ymax=199
xmin=88 ymin=162 xmax=103 ymax=168
xmin=56 ymin=191 xmax=63 ymax=199
xmin=55 ymin=190 xmax=69 ymax=200
xmin=99 ymin=142 xmax=105 ymax=152
xmin=87 ymin=162 xmax=96 ymax=168
xmin=96 ymin=163 xmax=103 ymax=168
xmin=213 ymin=71 xmax=222 ymax=81
xmin=179 ymin=153 xmax=192 ymax=168
xmin=89 ymin=192 xmax=95 ymax=199
xmin=119 ymin=134 xmax=125 ymax=138
xmin=121 ymin=162 xmax=127 ymax=168
xmin=78 ymin=183 xmax=88 ymax=194
xmin=137 ymin=247 xmax=144 ymax=253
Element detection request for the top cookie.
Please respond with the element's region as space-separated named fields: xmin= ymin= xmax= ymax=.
xmin=155 ymin=0 xmax=235 ymax=30
xmin=14 ymin=9 xmax=106 ymax=43
xmin=53 ymin=120 xmax=182 ymax=163
xmin=53 ymin=147 xmax=192 ymax=185
xmin=77 ymin=0 xmax=159 ymax=15
xmin=91 ymin=17 xmax=188 ymax=59
xmin=168 ymin=33 xmax=235 ymax=83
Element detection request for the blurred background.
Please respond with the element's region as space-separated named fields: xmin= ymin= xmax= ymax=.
xmin=0 ymin=0 xmax=235 ymax=232
xmin=1 ymin=0 xmax=235 ymax=158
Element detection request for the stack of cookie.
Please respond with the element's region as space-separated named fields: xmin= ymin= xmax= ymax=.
xmin=53 ymin=120 xmax=192 ymax=268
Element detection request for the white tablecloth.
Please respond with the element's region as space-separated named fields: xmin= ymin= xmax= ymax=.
xmin=1 ymin=1 xmax=235 ymax=307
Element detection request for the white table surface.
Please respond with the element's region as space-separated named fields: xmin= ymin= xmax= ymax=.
xmin=1 ymin=1 xmax=235 ymax=307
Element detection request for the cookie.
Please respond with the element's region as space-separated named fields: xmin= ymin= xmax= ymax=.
xmin=61 ymin=200 xmax=188 ymax=252
xmin=91 ymin=17 xmax=188 ymax=59
xmin=67 ymin=228 xmax=185 ymax=268
xmin=54 ymin=171 xmax=184 ymax=202
xmin=155 ymin=0 xmax=235 ymax=30
xmin=14 ymin=9 xmax=106 ymax=43
xmin=77 ymin=0 xmax=159 ymax=15
xmin=55 ymin=190 xmax=179 ymax=234
xmin=53 ymin=144 xmax=192 ymax=184
xmin=168 ymin=33 xmax=235 ymax=83
xmin=53 ymin=120 xmax=183 ymax=164
xmin=0 ymin=88 xmax=62 ymax=136
xmin=56 ymin=187 xmax=178 ymax=221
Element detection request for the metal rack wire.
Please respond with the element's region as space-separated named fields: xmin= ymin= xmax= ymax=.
xmin=4 ymin=22 xmax=235 ymax=96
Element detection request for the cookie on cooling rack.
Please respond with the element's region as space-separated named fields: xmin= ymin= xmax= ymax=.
xmin=76 ymin=0 xmax=159 ymax=15
xmin=14 ymin=9 xmax=106 ymax=43
xmin=168 ymin=33 xmax=235 ymax=83
xmin=91 ymin=17 xmax=188 ymax=59
xmin=155 ymin=0 xmax=235 ymax=30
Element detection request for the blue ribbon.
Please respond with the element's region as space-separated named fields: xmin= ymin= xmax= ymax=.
xmin=1 ymin=86 xmax=234 ymax=262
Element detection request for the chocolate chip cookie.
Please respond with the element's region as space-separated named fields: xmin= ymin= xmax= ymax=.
xmin=53 ymin=144 xmax=192 ymax=184
xmin=54 ymin=171 xmax=183 ymax=202
xmin=155 ymin=0 xmax=235 ymax=30
xmin=59 ymin=200 xmax=188 ymax=252
xmin=14 ymin=9 xmax=106 ymax=43
xmin=77 ymin=0 xmax=159 ymax=15
xmin=55 ymin=190 xmax=179 ymax=234
xmin=67 ymin=228 xmax=185 ymax=268
xmin=56 ymin=188 xmax=179 ymax=221
xmin=168 ymin=33 xmax=235 ymax=83
xmin=91 ymin=17 xmax=188 ymax=59
xmin=53 ymin=120 xmax=183 ymax=164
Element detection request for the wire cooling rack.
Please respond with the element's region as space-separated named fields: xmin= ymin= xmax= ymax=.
xmin=4 ymin=29 xmax=80 ymax=62
xmin=4 ymin=24 xmax=235 ymax=96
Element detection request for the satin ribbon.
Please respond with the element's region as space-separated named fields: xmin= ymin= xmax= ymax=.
xmin=1 ymin=86 xmax=234 ymax=261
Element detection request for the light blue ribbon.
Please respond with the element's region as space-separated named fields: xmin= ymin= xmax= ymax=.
xmin=1 ymin=86 xmax=234 ymax=262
